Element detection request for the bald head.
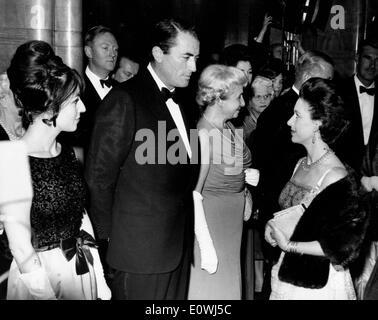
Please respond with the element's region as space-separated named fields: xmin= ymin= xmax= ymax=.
xmin=294 ymin=50 xmax=334 ymax=89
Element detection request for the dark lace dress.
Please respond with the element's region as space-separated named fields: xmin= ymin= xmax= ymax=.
xmin=29 ymin=144 xmax=85 ymax=248
xmin=6 ymin=144 xmax=109 ymax=300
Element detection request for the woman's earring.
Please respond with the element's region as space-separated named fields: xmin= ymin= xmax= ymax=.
xmin=312 ymin=130 xmax=318 ymax=144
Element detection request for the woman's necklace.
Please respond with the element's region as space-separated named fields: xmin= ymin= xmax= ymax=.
xmin=203 ymin=114 xmax=224 ymax=130
xmin=301 ymin=148 xmax=334 ymax=171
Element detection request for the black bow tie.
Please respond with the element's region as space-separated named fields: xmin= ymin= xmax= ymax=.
xmin=360 ymin=86 xmax=375 ymax=96
xmin=100 ymin=78 xmax=112 ymax=88
xmin=161 ymin=87 xmax=179 ymax=103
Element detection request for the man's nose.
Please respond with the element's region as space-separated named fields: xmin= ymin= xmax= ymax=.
xmin=188 ymin=58 xmax=197 ymax=72
xmin=110 ymin=48 xmax=117 ymax=57
xmin=240 ymin=97 xmax=245 ymax=107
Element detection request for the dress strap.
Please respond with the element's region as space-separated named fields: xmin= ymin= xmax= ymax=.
xmin=291 ymin=157 xmax=305 ymax=179
xmin=315 ymin=168 xmax=334 ymax=189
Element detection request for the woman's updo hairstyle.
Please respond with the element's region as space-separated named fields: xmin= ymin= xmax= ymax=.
xmin=196 ymin=64 xmax=247 ymax=113
xmin=7 ymin=40 xmax=84 ymax=128
xmin=300 ymin=77 xmax=348 ymax=145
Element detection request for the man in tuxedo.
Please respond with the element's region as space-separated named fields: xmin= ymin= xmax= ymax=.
xmin=251 ymin=50 xmax=334 ymax=298
xmin=337 ymin=39 xmax=378 ymax=283
xmin=85 ymin=19 xmax=200 ymax=300
xmin=61 ymin=25 xmax=118 ymax=160
xmin=336 ymin=39 xmax=378 ymax=173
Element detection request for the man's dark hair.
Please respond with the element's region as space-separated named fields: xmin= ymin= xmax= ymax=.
xmin=357 ymin=38 xmax=378 ymax=54
xmin=149 ymin=19 xmax=198 ymax=61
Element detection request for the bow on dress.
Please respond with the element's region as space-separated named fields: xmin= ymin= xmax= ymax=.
xmin=60 ymin=229 xmax=98 ymax=275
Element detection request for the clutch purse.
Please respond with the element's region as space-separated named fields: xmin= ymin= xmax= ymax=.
xmin=271 ymin=204 xmax=306 ymax=239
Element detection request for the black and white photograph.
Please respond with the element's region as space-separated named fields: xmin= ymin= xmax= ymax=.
xmin=0 ymin=0 xmax=378 ymax=315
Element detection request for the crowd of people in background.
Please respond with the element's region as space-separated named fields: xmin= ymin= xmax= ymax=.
xmin=0 ymin=14 xmax=378 ymax=300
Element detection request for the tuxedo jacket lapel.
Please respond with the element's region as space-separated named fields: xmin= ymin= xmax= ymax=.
xmin=138 ymin=70 xmax=176 ymax=130
xmin=368 ymin=86 xmax=378 ymax=151
xmin=84 ymin=74 xmax=102 ymax=105
xmin=344 ymin=78 xmax=364 ymax=148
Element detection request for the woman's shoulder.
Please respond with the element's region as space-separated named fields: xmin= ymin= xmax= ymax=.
xmin=319 ymin=165 xmax=348 ymax=190
xmin=197 ymin=117 xmax=213 ymax=132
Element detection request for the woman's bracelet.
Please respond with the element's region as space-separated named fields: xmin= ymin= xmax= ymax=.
xmin=285 ymin=241 xmax=303 ymax=255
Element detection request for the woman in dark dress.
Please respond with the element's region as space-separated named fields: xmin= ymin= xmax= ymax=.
xmin=3 ymin=41 xmax=110 ymax=300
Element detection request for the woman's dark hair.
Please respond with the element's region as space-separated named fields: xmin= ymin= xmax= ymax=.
xmin=257 ymin=58 xmax=284 ymax=79
xmin=7 ymin=40 xmax=84 ymax=128
xmin=300 ymin=77 xmax=348 ymax=145
xmin=220 ymin=44 xmax=252 ymax=67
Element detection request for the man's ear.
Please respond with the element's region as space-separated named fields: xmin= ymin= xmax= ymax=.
xmin=152 ymin=46 xmax=164 ymax=63
xmin=84 ymin=45 xmax=92 ymax=59
xmin=355 ymin=52 xmax=360 ymax=64
xmin=301 ymin=72 xmax=311 ymax=84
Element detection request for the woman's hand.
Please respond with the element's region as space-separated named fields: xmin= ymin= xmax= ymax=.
xmin=370 ymin=176 xmax=378 ymax=192
xmin=361 ymin=176 xmax=373 ymax=192
xmin=264 ymin=221 xmax=277 ymax=247
xmin=267 ymin=220 xmax=289 ymax=251
xmin=245 ymin=168 xmax=260 ymax=186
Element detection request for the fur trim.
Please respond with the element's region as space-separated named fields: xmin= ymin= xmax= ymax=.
xmin=278 ymin=169 xmax=368 ymax=288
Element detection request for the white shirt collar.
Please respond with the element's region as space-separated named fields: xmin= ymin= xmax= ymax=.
xmin=354 ymin=74 xmax=375 ymax=91
xmin=292 ymin=85 xmax=299 ymax=95
xmin=85 ymin=66 xmax=112 ymax=100
xmin=147 ymin=63 xmax=174 ymax=92
xmin=146 ymin=64 xmax=191 ymax=158
xmin=85 ymin=65 xmax=106 ymax=83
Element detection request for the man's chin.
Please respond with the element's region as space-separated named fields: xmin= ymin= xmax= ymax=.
xmin=176 ymin=81 xmax=190 ymax=88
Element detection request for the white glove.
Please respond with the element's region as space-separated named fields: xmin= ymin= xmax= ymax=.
xmin=245 ymin=168 xmax=260 ymax=186
xmin=243 ymin=188 xmax=253 ymax=221
xmin=91 ymin=247 xmax=112 ymax=300
xmin=81 ymin=212 xmax=111 ymax=300
xmin=193 ymin=191 xmax=218 ymax=274
xmin=19 ymin=266 xmax=56 ymax=300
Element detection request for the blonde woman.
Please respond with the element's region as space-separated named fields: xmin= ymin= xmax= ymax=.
xmin=188 ymin=65 xmax=259 ymax=299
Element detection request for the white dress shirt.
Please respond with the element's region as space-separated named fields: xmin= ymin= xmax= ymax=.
xmin=147 ymin=63 xmax=192 ymax=159
xmin=85 ymin=66 xmax=112 ymax=100
xmin=354 ymin=75 xmax=375 ymax=145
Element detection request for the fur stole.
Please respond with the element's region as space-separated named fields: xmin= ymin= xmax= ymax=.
xmin=278 ymin=169 xmax=369 ymax=289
